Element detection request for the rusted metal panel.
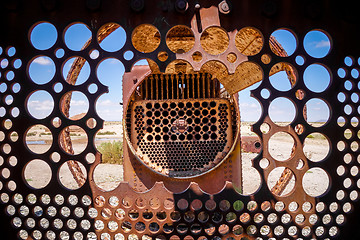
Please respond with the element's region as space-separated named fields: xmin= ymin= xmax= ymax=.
xmin=0 ymin=0 xmax=360 ymax=239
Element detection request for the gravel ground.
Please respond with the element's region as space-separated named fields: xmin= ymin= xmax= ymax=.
xmin=22 ymin=122 xmax=330 ymax=196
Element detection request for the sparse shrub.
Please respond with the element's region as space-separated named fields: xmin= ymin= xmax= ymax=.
xmin=97 ymin=131 xmax=116 ymax=135
xmin=70 ymin=133 xmax=81 ymax=137
xmin=26 ymin=132 xmax=37 ymax=137
xmin=98 ymin=141 xmax=123 ymax=164
xmin=40 ymin=132 xmax=52 ymax=136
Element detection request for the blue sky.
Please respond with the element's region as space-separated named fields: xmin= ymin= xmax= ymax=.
xmin=26 ymin=23 xmax=332 ymax=122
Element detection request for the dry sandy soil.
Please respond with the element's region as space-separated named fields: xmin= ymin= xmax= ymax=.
xmin=23 ymin=122 xmax=330 ymax=196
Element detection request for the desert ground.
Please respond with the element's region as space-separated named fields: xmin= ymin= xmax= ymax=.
xmin=23 ymin=121 xmax=330 ymax=196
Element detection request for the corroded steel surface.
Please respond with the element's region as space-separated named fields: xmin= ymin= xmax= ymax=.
xmin=0 ymin=0 xmax=359 ymax=239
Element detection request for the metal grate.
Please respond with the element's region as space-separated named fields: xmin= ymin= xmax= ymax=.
xmin=131 ymin=99 xmax=233 ymax=177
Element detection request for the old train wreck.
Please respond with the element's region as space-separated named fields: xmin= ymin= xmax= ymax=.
xmin=0 ymin=0 xmax=359 ymax=239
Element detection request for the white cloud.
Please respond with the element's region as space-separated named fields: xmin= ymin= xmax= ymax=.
xmin=70 ymin=100 xmax=87 ymax=106
xmin=33 ymin=57 xmax=53 ymax=65
xmin=97 ymin=99 xmax=120 ymax=106
xmin=90 ymin=50 xmax=99 ymax=59
xmin=313 ymin=40 xmax=330 ymax=48
xmin=28 ymin=100 xmax=54 ymax=111
xmin=239 ymin=103 xmax=259 ymax=109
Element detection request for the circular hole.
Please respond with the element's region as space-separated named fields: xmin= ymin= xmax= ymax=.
xmin=351 ymin=68 xmax=359 ymax=78
xmin=205 ymin=199 xmax=216 ymax=211
xmin=2 ymin=143 xmax=11 ymax=154
xmin=55 ymin=48 xmax=65 ymax=58
xmin=344 ymin=129 xmax=353 ymax=139
xmin=124 ymin=50 xmax=134 ymax=60
xmin=177 ymin=198 xmax=188 ymax=210
xmin=88 ymin=83 xmax=98 ymax=94
xmin=190 ymin=199 xmax=202 ymax=211
xmin=267 ymin=167 xmax=296 ymax=197
xmin=12 ymin=82 xmax=21 ymax=93
xmin=200 ymin=27 xmax=229 ymax=55
xmin=25 ymin=125 xmax=53 ymax=154
xmin=303 ymin=133 xmax=330 ymax=162
xmin=1 ymin=59 xmax=8 ymax=68
xmin=260 ymin=88 xmax=270 ymax=99
xmin=260 ymin=123 xmax=270 ymax=134
xmin=86 ymin=118 xmax=96 ymax=129
xmin=60 ymin=91 xmax=89 ymax=120
xmin=135 ymin=198 xmax=145 ymax=208
xmin=351 ymin=93 xmax=359 ymax=103
xmin=0 ymin=83 xmax=6 ymax=93
xmin=5 ymin=95 xmax=13 ymax=105
xmin=261 ymin=54 xmax=271 ymax=64
xmin=259 ymin=158 xmax=269 ymax=169
xmin=158 ymin=51 xmax=168 ymax=62
xmin=98 ymin=23 xmax=126 ymax=52
xmin=62 ymin=57 xmax=90 ymax=85
xmin=149 ymin=197 xmax=160 ymax=209
xmin=7 ymin=181 xmax=16 ymax=191
xmin=305 ymin=98 xmax=330 ymax=127
xmin=303 ymin=167 xmax=330 ymax=197
xmin=338 ymin=116 xmax=346 ymax=127
xmin=166 ymin=25 xmax=195 ymax=54
xmin=227 ymin=52 xmax=237 ymax=63
xmin=198 ymin=211 xmax=209 ymax=222
xmin=269 ymin=62 xmax=297 ymax=91
xmin=270 ymin=29 xmax=297 ymax=57
xmin=345 ymin=104 xmax=353 ymax=115
xmin=24 ymin=159 xmax=52 ymax=189
xmin=219 ymin=200 xmax=230 ymax=211
xmin=53 ymin=82 xmax=63 ymax=93
xmin=8 ymin=156 xmax=17 ymax=166
xmin=89 ymin=49 xmax=99 ymax=59
xmin=59 ymin=126 xmax=88 ymax=155
xmin=6 ymin=71 xmax=14 ymax=80
xmin=295 ymin=124 xmax=305 ymax=135
xmin=59 ymin=161 xmax=87 ymax=190
xmin=30 ymin=22 xmax=58 ymax=50
xmin=149 ymin=222 xmax=160 ymax=233
xmin=345 ymin=80 xmax=353 ymax=91
xmin=296 ymin=88 xmax=306 ymax=100
xmin=192 ymin=51 xmax=202 ymax=62
xmin=64 ymin=23 xmax=92 ymax=51
xmin=28 ymin=56 xmax=56 ymax=85
xmin=7 ymin=47 xmax=16 ymax=57
xmin=235 ymin=27 xmax=263 ymax=56
xmin=132 ymin=24 xmax=160 ymax=53
xmin=269 ymin=97 xmax=296 ymax=125
xmin=351 ymin=141 xmax=359 ymax=151
xmin=337 ymin=141 xmax=346 ymax=151
xmin=338 ymin=68 xmax=347 ymax=78
xmin=4 ymin=119 xmax=12 ymax=130
xmin=295 ymin=55 xmax=305 ymax=65
xmin=345 ymin=56 xmax=353 ymax=66
xmin=304 ymin=30 xmax=331 ymax=58
xmin=51 ymin=152 xmax=61 ymax=163
xmin=304 ymin=64 xmax=331 ymax=93
xmin=184 ymin=211 xmax=195 ymax=222
xmin=51 ymin=117 xmax=61 ymax=128
xmin=268 ymin=132 xmax=294 ymax=161
xmin=27 ymin=90 xmax=54 ymax=119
